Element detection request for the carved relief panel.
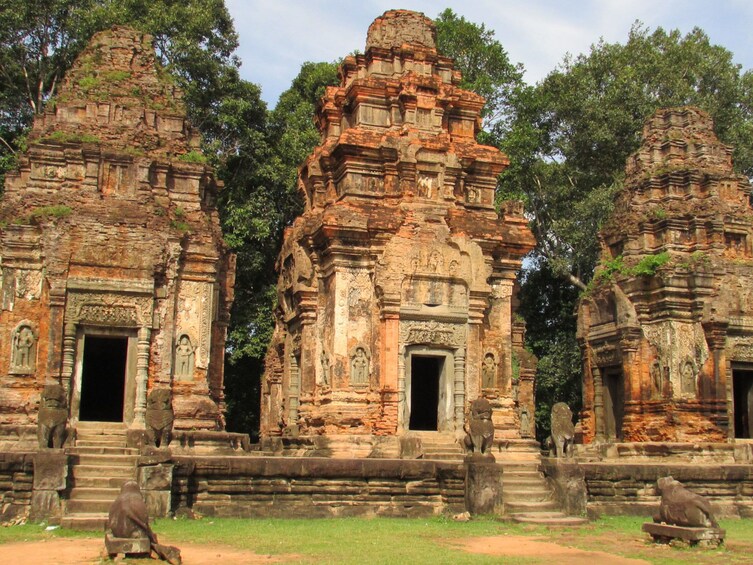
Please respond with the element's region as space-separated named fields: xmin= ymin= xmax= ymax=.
xmin=175 ymin=280 xmax=214 ymax=370
xmin=9 ymin=321 xmax=37 ymax=374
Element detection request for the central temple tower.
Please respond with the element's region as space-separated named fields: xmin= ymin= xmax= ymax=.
xmin=261 ymin=10 xmax=534 ymax=456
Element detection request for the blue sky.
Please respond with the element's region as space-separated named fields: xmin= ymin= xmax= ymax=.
xmin=226 ymin=0 xmax=753 ymax=108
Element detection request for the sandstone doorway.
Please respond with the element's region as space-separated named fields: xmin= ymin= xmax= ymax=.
xmin=603 ymin=368 xmax=624 ymax=440
xmin=405 ymin=349 xmax=453 ymax=432
xmin=732 ymin=368 xmax=753 ymax=438
xmin=78 ymin=335 xmax=129 ymax=422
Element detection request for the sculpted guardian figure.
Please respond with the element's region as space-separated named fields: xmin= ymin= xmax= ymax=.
xmin=37 ymin=384 xmax=68 ymax=449
xmin=145 ymin=388 xmax=174 ymax=448
xmin=653 ymin=476 xmax=719 ymax=528
xmin=550 ymin=402 xmax=575 ymax=458
xmin=464 ymin=398 xmax=495 ymax=458
xmin=107 ymin=481 xmax=181 ymax=563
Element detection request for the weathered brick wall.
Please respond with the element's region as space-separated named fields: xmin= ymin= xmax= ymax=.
xmin=171 ymin=457 xmax=465 ymax=518
xmin=0 ymin=453 xmax=33 ymax=521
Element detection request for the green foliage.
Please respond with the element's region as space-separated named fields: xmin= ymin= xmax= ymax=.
xmin=502 ymin=23 xmax=753 ymax=288
xmin=0 ymin=0 xmax=241 ymax=193
xmin=13 ymin=205 xmax=73 ymax=225
xmin=169 ymin=219 xmax=189 ymax=233
xmin=40 ymin=131 xmax=100 ymax=144
xmin=630 ymin=251 xmax=670 ymax=276
xmin=218 ymin=60 xmax=339 ymax=436
xmin=177 ymin=151 xmax=207 ymax=164
xmin=518 ymin=262 xmax=582 ymax=441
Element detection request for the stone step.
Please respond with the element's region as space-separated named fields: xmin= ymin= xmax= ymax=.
xmin=68 ymin=446 xmax=138 ymax=456
xmin=510 ymin=512 xmax=589 ymax=526
xmin=70 ymin=475 xmax=133 ymax=489
xmin=503 ymin=476 xmax=547 ymax=487
xmin=74 ymin=437 xmax=127 ymax=446
xmin=71 ymin=465 xmax=135 ymax=480
xmin=66 ymin=498 xmax=116 ymax=514
xmin=71 ymin=454 xmax=136 ymax=466
xmin=503 ymin=489 xmax=552 ymax=503
xmin=69 ymin=487 xmax=121 ymax=501
xmin=505 ymin=499 xmax=560 ymax=513
xmin=75 ymin=422 xmax=126 ymax=433
xmin=61 ymin=513 xmax=108 ymax=531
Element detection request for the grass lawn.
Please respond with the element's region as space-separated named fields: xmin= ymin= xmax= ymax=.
xmin=2 ymin=515 xmax=752 ymax=564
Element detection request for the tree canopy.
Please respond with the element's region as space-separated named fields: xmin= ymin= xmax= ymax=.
xmin=500 ymin=23 xmax=753 ymax=289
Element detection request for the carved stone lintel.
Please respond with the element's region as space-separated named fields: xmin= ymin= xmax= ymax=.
xmin=399 ymin=320 xmax=466 ymax=348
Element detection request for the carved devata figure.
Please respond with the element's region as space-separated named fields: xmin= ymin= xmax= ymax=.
xmin=653 ymin=476 xmax=719 ymax=528
xmin=549 ymin=402 xmax=575 ymax=458
xmin=174 ymin=334 xmax=195 ymax=380
xmin=481 ymin=352 xmax=496 ymax=389
xmin=464 ymin=398 xmax=495 ymax=458
xmin=38 ymin=384 xmax=68 ymax=449
xmin=145 ymin=389 xmax=174 ymax=448
xmin=10 ymin=322 xmax=37 ymax=374
xmin=320 ymin=350 xmax=330 ymax=387
xmin=350 ymin=345 xmax=370 ymax=386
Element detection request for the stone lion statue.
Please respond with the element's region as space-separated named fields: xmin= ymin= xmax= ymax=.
xmin=145 ymin=389 xmax=174 ymax=448
xmin=107 ymin=481 xmax=181 ymax=563
xmin=653 ymin=476 xmax=719 ymax=528
xmin=37 ymin=384 xmax=68 ymax=449
xmin=464 ymin=398 xmax=495 ymax=458
xmin=550 ymin=402 xmax=575 ymax=458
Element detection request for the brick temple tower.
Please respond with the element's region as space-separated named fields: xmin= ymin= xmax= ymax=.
xmin=0 ymin=26 xmax=235 ymax=447
xmin=578 ymin=107 xmax=753 ymax=443
xmin=261 ymin=10 xmax=535 ymax=456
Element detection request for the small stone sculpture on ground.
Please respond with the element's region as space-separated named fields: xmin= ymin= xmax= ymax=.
xmin=550 ymin=402 xmax=575 ymax=458
xmin=145 ymin=388 xmax=174 ymax=448
xmin=654 ymin=476 xmax=719 ymax=528
xmin=642 ymin=476 xmax=725 ymax=546
xmin=37 ymin=384 xmax=68 ymax=449
xmin=464 ymin=398 xmax=495 ymax=458
xmin=106 ymin=481 xmax=181 ymax=564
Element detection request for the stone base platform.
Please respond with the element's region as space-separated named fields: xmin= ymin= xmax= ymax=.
xmin=642 ymin=522 xmax=726 ymax=547
xmin=104 ymin=533 xmax=151 ymax=558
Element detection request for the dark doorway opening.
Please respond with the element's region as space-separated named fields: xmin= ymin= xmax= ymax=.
xmin=79 ymin=335 xmax=128 ymax=422
xmin=733 ymin=369 xmax=753 ymax=438
xmin=603 ymin=368 xmax=624 ymax=440
xmin=409 ymin=355 xmax=443 ymax=431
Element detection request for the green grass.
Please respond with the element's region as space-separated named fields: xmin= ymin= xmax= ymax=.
xmin=2 ymin=516 xmax=753 ymax=564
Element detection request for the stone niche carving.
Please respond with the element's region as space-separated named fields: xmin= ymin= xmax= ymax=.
xmin=481 ymin=352 xmax=496 ymax=389
xmin=350 ymin=344 xmax=370 ymax=387
xmin=320 ymin=349 xmax=331 ymax=387
xmin=174 ymin=334 xmax=196 ymax=381
xmin=679 ymin=358 xmax=696 ymax=396
xmin=10 ymin=321 xmax=37 ymax=374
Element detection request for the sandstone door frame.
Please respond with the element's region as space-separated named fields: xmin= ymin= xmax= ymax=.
xmin=402 ymin=346 xmax=455 ymax=432
xmin=731 ymin=363 xmax=753 ymax=439
xmin=70 ymin=326 xmax=138 ymax=425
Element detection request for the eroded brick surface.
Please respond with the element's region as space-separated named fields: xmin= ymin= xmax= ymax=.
xmin=0 ymin=26 xmax=234 ymax=438
xmin=261 ymin=10 xmax=534 ymax=452
xmin=578 ymin=107 xmax=753 ymax=443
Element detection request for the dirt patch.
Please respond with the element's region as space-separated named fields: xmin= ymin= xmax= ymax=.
xmin=454 ymin=535 xmax=651 ymax=565
xmin=0 ymin=537 xmax=295 ymax=565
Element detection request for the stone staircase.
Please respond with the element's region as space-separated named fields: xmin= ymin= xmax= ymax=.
xmin=413 ymin=431 xmax=465 ymax=461
xmin=61 ymin=422 xmax=138 ymax=530
xmin=498 ymin=448 xmax=587 ymax=526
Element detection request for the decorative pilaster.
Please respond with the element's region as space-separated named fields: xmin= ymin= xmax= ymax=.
xmin=454 ymin=347 xmax=466 ymax=430
xmin=132 ymin=326 xmax=150 ymax=429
